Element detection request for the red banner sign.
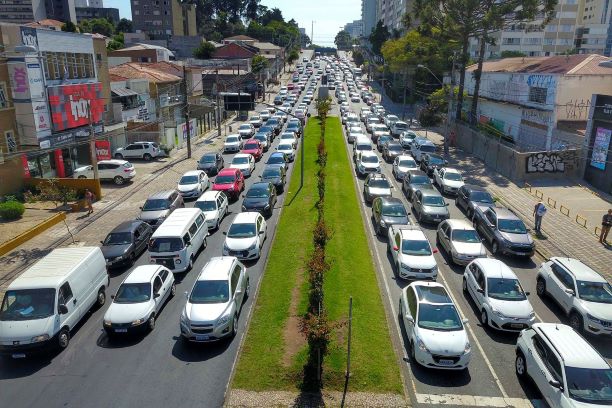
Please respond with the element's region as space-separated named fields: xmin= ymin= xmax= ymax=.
xmin=47 ymin=83 xmax=104 ymax=131
xmin=95 ymin=140 xmax=111 ymax=160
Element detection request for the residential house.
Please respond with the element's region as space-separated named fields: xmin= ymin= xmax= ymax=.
xmin=108 ymin=43 xmax=174 ymax=66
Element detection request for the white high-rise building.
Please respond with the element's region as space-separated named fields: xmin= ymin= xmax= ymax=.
xmin=361 ymin=0 xmax=377 ymax=37
xmin=376 ymin=0 xmax=411 ymax=34
xmin=344 ymin=20 xmax=364 ymax=39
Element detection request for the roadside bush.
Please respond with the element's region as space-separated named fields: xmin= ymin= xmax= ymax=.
xmin=0 ymin=200 xmax=25 ymax=220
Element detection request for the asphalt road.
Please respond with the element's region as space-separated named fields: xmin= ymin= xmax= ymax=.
xmin=0 ymin=51 xmax=314 ymax=408
xmin=335 ymin=51 xmax=611 ymax=407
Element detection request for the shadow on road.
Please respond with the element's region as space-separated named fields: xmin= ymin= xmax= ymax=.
xmin=171 ymin=336 xmax=231 ymax=362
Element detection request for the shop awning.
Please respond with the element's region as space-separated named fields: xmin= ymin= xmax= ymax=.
xmin=111 ymin=87 xmax=139 ymax=97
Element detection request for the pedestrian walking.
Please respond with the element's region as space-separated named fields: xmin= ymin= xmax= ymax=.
xmin=600 ymin=209 xmax=612 ymax=244
xmin=533 ymin=201 xmax=547 ymax=234
xmin=85 ymin=188 xmax=95 ymax=216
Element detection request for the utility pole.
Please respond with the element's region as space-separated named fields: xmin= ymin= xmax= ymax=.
xmin=444 ymin=52 xmax=456 ymax=156
xmin=311 ymin=21 xmax=314 ymax=49
xmin=182 ymin=64 xmax=192 ymax=158
xmin=216 ymin=69 xmax=222 ymax=137
xmin=381 ymin=64 xmax=385 ymax=104
xmin=87 ymin=100 xmax=99 ymax=180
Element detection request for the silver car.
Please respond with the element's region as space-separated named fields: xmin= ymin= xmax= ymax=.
xmin=412 ymin=189 xmax=450 ymax=224
xmin=363 ymin=174 xmax=392 ymax=204
xmin=436 ymin=219 xmax=487 ymax=265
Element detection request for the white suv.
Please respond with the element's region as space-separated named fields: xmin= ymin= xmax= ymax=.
xmin=536 ymin=257 xmax=612 ymax=336
xmin=515 ymin=323 xmax=611 ymax=407
xmin=114 ymin=141 xmax=159 ymax=161
xmin=388 ymin=225 xmax=438 ymax=280
xmin=400 ymin=281 xmax=472 ymax=370
xmin=180 ymin=257 xmax=249 ymax=342
xmin=73 ymin=159 xmax=136 ymax=185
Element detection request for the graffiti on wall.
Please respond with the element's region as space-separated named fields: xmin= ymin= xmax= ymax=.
xmin=526 ymin=152 xmax=566 ymax=173
xmin=564 ymin=98 xmax=590 ymax=120
xmin=526 ymin=74 xmax=555 ymax=88
xmin=522 ymin=109 xmax=553 ymax=125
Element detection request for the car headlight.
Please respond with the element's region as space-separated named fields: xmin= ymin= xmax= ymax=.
xmin=227 ymin=186 xmax=234 ymax=191
xmin=247 ymin=241 xmax=257 ymax=251
xmin=491 ymin=308 xmax=506 ymax=318
xmin=587 ymin=314 xmax=602 ymax=324
xmin=217 ymin=313 xmax=231 ymax=326
xmin=31 ymin=334 xmax=50 ymax=343
xmin=103 ymin=320 xmax=112 ymax=327
xmin=400 ymin=262 xmax=409 ymax=270
xmin=417 ymin=338 xmax=429 ymax=353
xmin=464 ymin=342 xmax=471 ymax=355
xmin=380 ymin=220 xmax=386 ymax=227
xmin=241 ymin=205 xmax=247 ymax=212
xmin=180 ymin=313 xmax=189 ymax=325
xmin=528 ymin=311 xmax=536 ymax=319
xmin=223 ymin=242 xmax=230 ymax=252
xmin=264 ymin=204 xmax=270 ymax=209
xmin=132 ymin=318 xmax=145 ymax=326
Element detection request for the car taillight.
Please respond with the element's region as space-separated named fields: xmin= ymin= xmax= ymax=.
xmin=124 ymin=168 xmax=133 ymax=172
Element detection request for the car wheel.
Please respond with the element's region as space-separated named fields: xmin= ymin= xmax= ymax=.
xmin=114 ymin=153 xmax=123 ymax=160
xmin=96 ymin=288 xmax=106 ymax=308
xmin=462 ymin=278 xmax=468 ymax=293
xmin=467 ymin=208 xmax=473 ymax=220
xmin=113 ymin=176 xmax=125 ymax=185
xmin=143 ymin=153 xmax=152 ymax=161
xmin=417 ymin=210 xmax=423 ymax=223
xmin=78 ymin=175 xmax=87 ymax=179
xmin=58 ymin=328 xmax=70 ymax=350
xmin=569 ymin=312 xmax=583 ymax=333
xmin=231 ymin=314 xmax=238 ymax=338
xmin=480 ymin=309 xmax=488 ymax=327
xmin=148 ymin=315 xmax=156 ymax=332
xmin=515 ymin=352 xmax=527 ymax=379
xmin=170 ymin=282 xmax=177 ymax=297
xmin=216 ymin=218 xmax=221 ymax=230
xmin=244 ymin=277 xmax=250 ymax=300
xmin=409 ymin=338 xmax=416 ymax=361
xmin=536 ymin=278 xmax=546 ymax=297
xmin=492 ymin=241 xmax=499 ymax=255
xmin=128 ymin=252 xmax=136 ymax=266
xmin=187 ymin=256 xmax=194 ymax=271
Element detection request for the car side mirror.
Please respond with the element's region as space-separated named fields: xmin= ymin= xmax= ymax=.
xmin=139 ymin=206 xmax=143 ymax=210
xmin=406 ymin=315 xmax=414 ymax=323
xmin=111 ymin=295 xmax=115 ymax=300
xmin=392 ymin=246 xmax=399 ymax=251
xmin=462 ymin=318 xmax=469 ymax=325
xmin=184 ymin=291 xmax=189 ymax=298
xmin=445 ymin=203 xmax=450 ymax=206
xmin=259 ymin=231 xmax=265 ymax=235
xmin=476 ymin=288 xmax=484 ymax=294
xmin=525 ymin=291 xmax=531 ymax=296
xmin=100 ymin=240 xmax=104 ymax=245
xmin=549 ymin=380 xmax=563 ymax=390
xmin=58 ymin=304 xmax=68 ymax=314
xmin=223 ymin=231 xmax=227 ymax=235
xmin=154 ymin=293 xmax=161 ymax=299
xmin=565 ymin=288 xmax=575 ymax=296
xmin=433 ymin=248 xmax=439 ymax=254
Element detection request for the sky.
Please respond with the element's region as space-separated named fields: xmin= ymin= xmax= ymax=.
xmin=104 ymin=0 xmax=361 ymax=47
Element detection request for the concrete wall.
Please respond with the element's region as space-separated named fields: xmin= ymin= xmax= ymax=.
xmin=556 ymin=75 xmax=612 ymax=122
xmin=0 ymin=156 xmax=25 ymax=196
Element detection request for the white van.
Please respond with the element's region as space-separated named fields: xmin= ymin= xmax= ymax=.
xmin=0 ymin=247 xmax=108 ymax=358
xmin=148 ymin=208 xmax=208 ymax=273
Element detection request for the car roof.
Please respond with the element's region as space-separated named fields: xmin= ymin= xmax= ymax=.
xmin=360 ymin=151 xmax=378 ymax=158
xmin=394 ymin=225 xmax=427 ymax=240
xmin=397 ymin=155 xmax=415 ymax=161
xmin=417 ymin=140 xmax=435 ymax=146
xmin=233 ymin=153 xmax=251 ymax=159
xmin=217 ymin=168 xmax=239 ymax=176
xmin=269 ymin=152 xmax=285 ymax=157
xmin=551 ymin=257 xmax=606 ymax=282
xmin=419 ymin=189 xmax=443 ymax=197
xmin=407 ymin=169 xmax=427 ymax=176
xmin=534 ymin=323 xmax=610 ymax=369
xmin=249 ymin=182 xmax=271 ymax=190
xmin=99 ymin=159 xmax=129 ymax=165
xmin=463 ymin=184 xmax=488 ymax=192
xmin=197 ymin=257 xmax=236 ymax=282
xmin=182 ymin=170 xmax=202 ymax=177
xmin=232 ymin=211 xmax=260 ymax=224
xmin=444 ymin=219 xmax=475 ymax=230
xmin=473 ymin=258 xmax=516 ymax=279
xmin=411 ymin=282 xmax=453 ymax=304
xmin=490 ymin=207 xmax=520 ymax=220
xmin=442 ymin=167 xmax=461 ymax=174
xmin=109 ymin=220 xmax=143 ymax=234
xmin=197 ymin=190 xmax=224 ymax=202
xmin=146 ymin=190 xmax=176 ymax=200
xmin=226 ymin=133 xmax=241 ymax=139
xmin=377 ymin=196 xmax=403 ymax=206
xmin=200 ymin=152 xmax=218 ymax=158
xmin=123 ymin=265 xmax=164 ymax=284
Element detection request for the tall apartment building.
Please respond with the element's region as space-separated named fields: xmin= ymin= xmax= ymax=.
xmin=576 ymin=0 xmax=612 ymax=55
xmin=131 ymin=0 xmax=196 ymax=40
xmin=376 ymin=0 xmax=411 ymax=34
xmin=75 ymin=6 xmax=119 ymax=24
xmin=75 ymin=0 xmax=103 ymax=7
xmin=0 ymin=0 xmax=76 ymax=24
xmin=344 ymin=20 xmax=364 ymax=39
xmin=361 ymin=0 xmax=377 ymax=37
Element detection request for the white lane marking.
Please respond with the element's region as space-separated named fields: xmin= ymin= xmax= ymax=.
xmin=416 ymin=393 xmax=540 ymax=407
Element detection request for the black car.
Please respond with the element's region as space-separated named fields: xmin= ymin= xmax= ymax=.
xmin=286 ymin=122 xmax=302 ymax=137
xmin=260 ymin=164 xmax=286 ymax=193
xmin=100 ymin=220 xmax=152 ymax=268
xmin=383 ymin=141 xmax=403 ymax=162
xmin=420 ymin=153 xmax=447 ymax=176
xmin=260 ymin=125 xmax=278 ymax=138
xmin=197 ymin=152 xmax=224 ymax=175
xmin=241 ymin=182 xmax=277 ymax=217
xmin=402 ymin=169 xmax=435 ymax=200
xmin=265 ymin=152 xmax=289 ymax=172
xmin=273 ymin=95 xmax=283 ymax=105
xmin=371 ymin=197 xmax=409 ymax=236
xmin=254 ymin=132 xmax=272 ymax=151
xmin=266 ymin=118 xmax=282 ymax=134
xmin=455 ymin=184 xmax=495 ymax=219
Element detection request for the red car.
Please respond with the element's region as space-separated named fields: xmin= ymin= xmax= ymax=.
xmin=287 ymin=83 xmax=295 ymax=90
xmin=241 ymin=139 xmax=264 ymax=161
xmin=212 ymin=168 xmax=245 ymax=200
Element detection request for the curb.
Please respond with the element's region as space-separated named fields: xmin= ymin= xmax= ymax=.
xmin=0 ymin=212 xmax=66 ymax=257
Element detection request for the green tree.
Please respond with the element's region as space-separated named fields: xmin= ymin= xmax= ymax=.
xmin=251 ymin=54 xmax=269 ymax=74
xmin=193 ymin=41 xmax=217 ymax=59
xmin=501 ymin=50 xmax=526 ymax=58
xmin=287 ymin=49 xmax=300 ymax=65
xmin=243 ymin=0 xmax=260 ymax=20
xmin=62 ymin=21 xmax=77 ymax=32
xmin=107 ymin=33 xmax=125 ymax=51
xmin=334 ymin=30 xmax=352 ymax=50
xmin=116 ymin=18 xmax=133 ymax=33
xmin=352 ymin=49 xmax=364 ymax=67
xmin=369 ymin=21 xmax=390 ymax=55
xmin=79 ymin=18 xmax=115 ymax=37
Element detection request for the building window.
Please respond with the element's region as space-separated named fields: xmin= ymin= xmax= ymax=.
xmin=5 ymin=130 xmax=16 ymax=153
xmin=529 ymin=87 xmax=548 ymax=104
xmin=0 ymin=83 xmax=9 ymax=109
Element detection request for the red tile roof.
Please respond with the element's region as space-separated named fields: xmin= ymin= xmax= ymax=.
xmin=108 ymin=63 xmax=181 ymax=83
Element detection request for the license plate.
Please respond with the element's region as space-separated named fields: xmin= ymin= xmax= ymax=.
xmin=115 ymin=329 xmax=128 ymax=333
xmin=434 ymin=218 xmax=441 ymax=222
xmin=511 ymin=324 xmax=524 ymax=329
xmin=438 ymin=359 xmax=454 ymax=365
xmin=12 ymin=353 xmax=26 ymax=359
xmin=195 ymin=335 xmax=210 ymax=341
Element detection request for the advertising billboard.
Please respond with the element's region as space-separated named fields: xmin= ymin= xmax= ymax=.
xmin=590 ymin=127 xmax=612 ymax=170
xmin=47 ymin=83 xmax=104 ymax=131
xmin=95 ymin=140 xmax=111 ymax=160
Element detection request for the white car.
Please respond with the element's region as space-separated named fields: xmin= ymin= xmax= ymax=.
xmin=279 ymin=132 xmax=298 ymax=148
xmin=230 ymin=153 xmax=255 ymax=177
xmin=177 ymin=170 xmax=209 ymax=199
xmin=388 ymin=224 xmax=438 ymax=280
xmin=114 ymin=141 xmax=159 ymax=161
xmin=259 ymin=110 xmax=271 ymax=121
xmin=356 ymin=151 xmax=381 ymax=177
xmin=463 ymin=258 xmax=535 ymax=331
xmin=276 ymin=143 xmax=296 ymax=162
xmin=224 ymin=134 xmax=243 ymax=153
xmin=515 ymin=323 xmax=612 ymax=408
xmin=392 ymin=155 xmax=417 ymax=180
xmin=238 ymin=123 xmax=255 ymax=139
xmin=180 ymin=257 xmax=249 ymax=342
xmin=536 ymin=257 xmax=612 ymax=335
xmin=400 ymin=281 xmax=472 ymax=370
xmin=249 ymin=116 xmax=262 ymax=128
xmin=103 ymin=265 xmax=175 ymax=336
xmin=436 ymin=219 xmax=486 ymax=265
xmin=366 ymin=117 xmax=381 ymax=133
xmin=348 ymin=130 xmax=366 ymax=144
xmin=433 ymin=168 xmax=465 ymax=195
xmin=73 ymin=159 xmax=136 ymax=185
xmin=384 ymin=114 xmax=400 ymax=128
xmin=195 ymin=190 xmax=229 ymax=230
xmin=222 ymin=212 xmax=267 ymax=260
xmin=391 ymin=121 xmax=409 ymax=137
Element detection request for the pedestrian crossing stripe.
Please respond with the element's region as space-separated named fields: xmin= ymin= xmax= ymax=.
xmin=415 ymin=393 xmax=544 ymax=407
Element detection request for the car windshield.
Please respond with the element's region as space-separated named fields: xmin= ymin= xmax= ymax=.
xmin=411 ymin=175 xmax=430 ymax=185
xmin=423 ymin=196 xmax=446 ymax=207
xmin=471 ymin=191 xmax=494 ymax=204
xmin=278 ymin=144 xmax=293 ymax=151
xmin=399 ymin=160 xmax=416 ymax=167
xmin=576 ymin=281 xmax=612 ymax=304
xmin=361 ymin=155 xmax=378 ymax=164
xmin=142 ymin=198 xmax=169 ymax=211
xmin=402 ymin=239 xmax=432 ymax=256
xmin=200 ymin=155 xmax=215 ymax=163
xmin=149 ymin=237 xmax=184 ymax=252
xmin=444 ymin=172 xmax=463 ymax=181
xmin=486 ymin=278 xmax=526 ymax=301
xmin=246 ymin=187 xmax=269 ymax=198
xmin=418 ymin=304 xmax=463 ymax=331
xmin=498 ymin=219 xmax=527 ymax=234
xmin=368 ymin=179 xmax=390 ymax=188
xmin=262 ymin=168 xmax=281 ymax=178
xmin=239 ymin=124 xmax=251 ymax=130
xmin=226 ymin=136 xmax=239 ymax=143
xmin=452 ymin=229 xmax=480 ymax=243
xmin=228 ymin=223 xmax=256 ymax=238
xmin=179 ymin=175 xmax=199 ymax=185
xmin=379 ymin=136 xmax=392 ymax=144
xmin=389 ymin=145 xmax=402 ymax=152
xmin=428 ymin=156 xmax=445 ymax=165
xmin=114 ymin=283 xmax=151 ymax=303
xmin=232 ymin=157 xmax=249 ymax=165
xmin=0 ymin=289 xmax=55 ymax=321
xmin=565 ymin=366 xmax=612 ymax=404
xmin=268 ymin=156 xmax=285 ymax=164
xmin=255 ymin=135 xmax=267 ymax=143
xmin=420 ymin=145 xmax=436 ymax=153
xmin=103 ymin=232 xmax=132 ymax=245
xmin=215 ymin=175 xmax=235 ymax=184
xmin=195 ymin=200 xmax=216 ymax=212
xmin=249 ymin=116 xmax=259 ymax=121
xmin=382 ymin=204 xmax=407 ymax=217
xmin=244 ymin=143 xmax=258 ymax=150
xmin=189 ymin=280 xmax=230 ymax=304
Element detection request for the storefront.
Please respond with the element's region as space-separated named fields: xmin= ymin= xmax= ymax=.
xmin=584 ymin=94 xmax=612 ymax=194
